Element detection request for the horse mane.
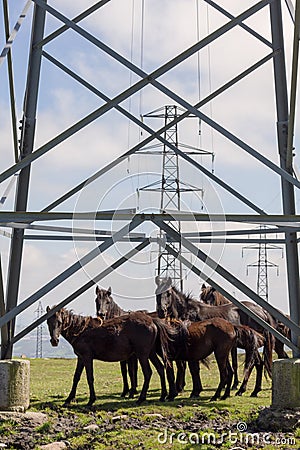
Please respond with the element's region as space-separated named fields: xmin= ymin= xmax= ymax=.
xmin=106 ymin=299 xmax=125 ymax=319
xmin=61 ymin=309 xmax=101 ymax=338
xmin=170 ymin=286 xmax=237 ymax=322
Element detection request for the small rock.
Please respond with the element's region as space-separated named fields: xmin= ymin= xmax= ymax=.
xmin=83 ymin=424 xmax=99 ymax=432
xmin=39 ymin=443 xmax=67 ymax=450
xmin=112 ymin=415 xmax=128 ymax=422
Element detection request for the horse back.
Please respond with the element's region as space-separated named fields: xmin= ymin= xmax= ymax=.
xmin=186 ymin=318 xmax=236 ymax=360
xmin=73 ymin=312 xmax=157 ymax=362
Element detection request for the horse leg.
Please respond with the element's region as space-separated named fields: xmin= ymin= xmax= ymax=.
xmin=128 ymin=354 xmax=138 ymax=398
xmin=231 ymin=346 xmax=239 ymax=389
xmin=84 ymin=358 xmax=96 ymax=407
xmin=236 ymin=348 xmax=256 ymax=396
xmin=136 ymin=356 xmax=152 ymax=405
xmin=120 ymin=360 xmax=129 ymax=397
xmin=275 ymin=338 xmax=289 ymax=359
xmin=188 ymin=360 xmax=202 ymax=398
xmin=210 ymin=351 xmax=231 ymax=401
xmin=166 ymin=361 xmax=177 ymax=401
xmin=175 ymin=360 xmax=186 ymax=393
xmin=64 ymin=357 xmax=84 ymax=405
xmin=250 ymin=352 xmax=263 ymax=397
xmin=149 ymin=351 xmax=167 ymax=402
xmin=221 ymin=360 xmax=233 ymax=400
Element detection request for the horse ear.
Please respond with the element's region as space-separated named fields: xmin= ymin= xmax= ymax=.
xmin=201 ymin=283 xmax=206 ymax=290
xmin=46 ymin=306 xmax=50 ymax=313
xmin=167 ymin=276 xmax=172 ymax=285
xmin=96 ymin=285 xmax=99 ymax=294
xmin=155 ymin=276 xmax=161 ymax=285
xmin=107 ymin=287 xmax=112 ymax=295
xmin=211 ymin=287 xmax=216 ymax=292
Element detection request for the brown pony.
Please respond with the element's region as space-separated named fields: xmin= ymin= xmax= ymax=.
xmin=156 ymin=279 xmax=274 ymax=396
xmin=46 ymin=307 xmax=171 ymax=407
xmin=157 ymin=317 xmax=235 ymax=401
xmin=95 ymin=286 xmax=188 ymax=395
xmin=95 ymin=286 xmax=138 ymax=398
xmin=201 ymin=283 xmax=290 ymax=358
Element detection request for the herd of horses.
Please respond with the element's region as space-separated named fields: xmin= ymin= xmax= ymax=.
xmin=46 ymin=277 xmax=291 ymax=407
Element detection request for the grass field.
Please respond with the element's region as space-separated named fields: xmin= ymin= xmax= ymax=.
xmin=1 ymin=356 xmax=299 ymax=449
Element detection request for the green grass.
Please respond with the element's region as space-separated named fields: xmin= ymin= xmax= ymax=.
xmin=1 ymin=356 xmax=298 ymax=449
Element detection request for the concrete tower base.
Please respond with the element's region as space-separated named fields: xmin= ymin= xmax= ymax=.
xmin=0 ymin=359 xmax=30 ymax=412
xmin=272 ymin=359 xmax=300 ymax=408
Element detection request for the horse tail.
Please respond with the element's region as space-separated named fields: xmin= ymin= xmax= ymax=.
xmin=262 ymin=329 xmax=274 ymax=379
xmin=233 ymin=325 xmax=261 ymax=373
xmin=152 ymin=318 xmax=175 ymax=366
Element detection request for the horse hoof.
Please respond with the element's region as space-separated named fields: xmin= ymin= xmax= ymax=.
xmin=190 ymin=393 xmax=200 ymax=399
xmin=128 ymin=389 xmax=138 ymax=399
xmin=235 ymin=391 xmax=243 ymax=396
xmin=250 ymin=392 xmax=259 ymax=397
xmin=221 ymin=394 xmax=229 ymax=400
xmin=210 ymin=396 xmax=217 ymax=402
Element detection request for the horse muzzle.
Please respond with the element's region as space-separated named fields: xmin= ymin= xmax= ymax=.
xmin=50 ymin=337 xmax=59 ymax=347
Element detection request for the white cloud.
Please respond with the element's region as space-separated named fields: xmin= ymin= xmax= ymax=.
xmin=0 ymin=1 xmax=299 ymax=340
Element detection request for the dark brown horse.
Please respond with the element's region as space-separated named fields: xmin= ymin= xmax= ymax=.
xmin=156 ymin=278 xmax=274 ymax=396
xmin=201 ymin=283 xmax=290 ymax=358
xmin=95 ymin=286 xmax=138 ymax=398
xmin=46 ymin=307 xmax=171 ymax=406
xmin=95 ymin=285 xmax=187 ymax=395
xmin=157 ymin=317 xmax=236 ymax=401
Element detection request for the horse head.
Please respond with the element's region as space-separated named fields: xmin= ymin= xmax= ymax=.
xmin=155 ymin=276 xmax=173 ymax=318
xmin=200 ymin=284 xmax=216 ymax=305
xmin=95 ymin=285 xmax=112 ymax=319
xmin=46 ymin=305 xmax=63 ymax=347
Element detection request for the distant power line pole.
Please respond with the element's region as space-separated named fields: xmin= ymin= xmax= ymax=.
xmin=35 ymin=301 xmax=44 ymax=358
xmin=242 ymin=225 xmax=283 ymax=301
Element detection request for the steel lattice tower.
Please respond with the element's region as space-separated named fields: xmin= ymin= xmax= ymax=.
xmin=243 ymin=225 xmax=282 ymax=302
xmin=155 ymin=106 xmax=182 ymax=289
xmin=35 ymin=301 xmax=43 ymax=358
xmin=0 ymin=0 xmax=300 ymax=363
xmin=140 ymin=105 xmax=213 ymax=290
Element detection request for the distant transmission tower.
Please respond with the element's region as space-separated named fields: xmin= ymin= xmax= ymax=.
xmin=140 ymin=105 xmax=214 ymax=289
xmin=242 ymin=225 xmax=283 ymax=301
xmin=35 ymin=301 xmax=44 ymax=358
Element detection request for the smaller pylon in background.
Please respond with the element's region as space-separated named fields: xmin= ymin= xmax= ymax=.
xmin=35 ymin=301 xmax=44 ymax=358
xmin=242 ymin=225 xmax=283 ymax=302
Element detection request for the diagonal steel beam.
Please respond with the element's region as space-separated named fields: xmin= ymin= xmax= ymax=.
xmin=153 ymin=218 xmax=300 ymax=337
xmin=0 ymin=0 xmax=272 ymax=186
xmin=39 ymin=0 xmax=111 ymax=46
xmin=160 ymin=240 xmax=298 ymax=353
xmin=9 ymin=238 xmax=151 ymax=346
xmin=31 ymin=0 xmax=300 ymax=191
xmin=42 ymin=51 xmax=274 ymax=213
xmin=0 ymin=216 xmax=142 ymax=331
xmin=42 ymin=50 xmax=274 ymax=215
xmin=203 ymin=0 xmax=272 ymax=47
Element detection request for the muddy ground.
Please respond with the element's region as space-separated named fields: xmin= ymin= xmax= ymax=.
xmin=0 ymin=406 xmax=299 ymax=449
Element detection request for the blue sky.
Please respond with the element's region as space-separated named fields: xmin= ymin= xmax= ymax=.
xmin=0 ymin=1 xmax=299 ymax=342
